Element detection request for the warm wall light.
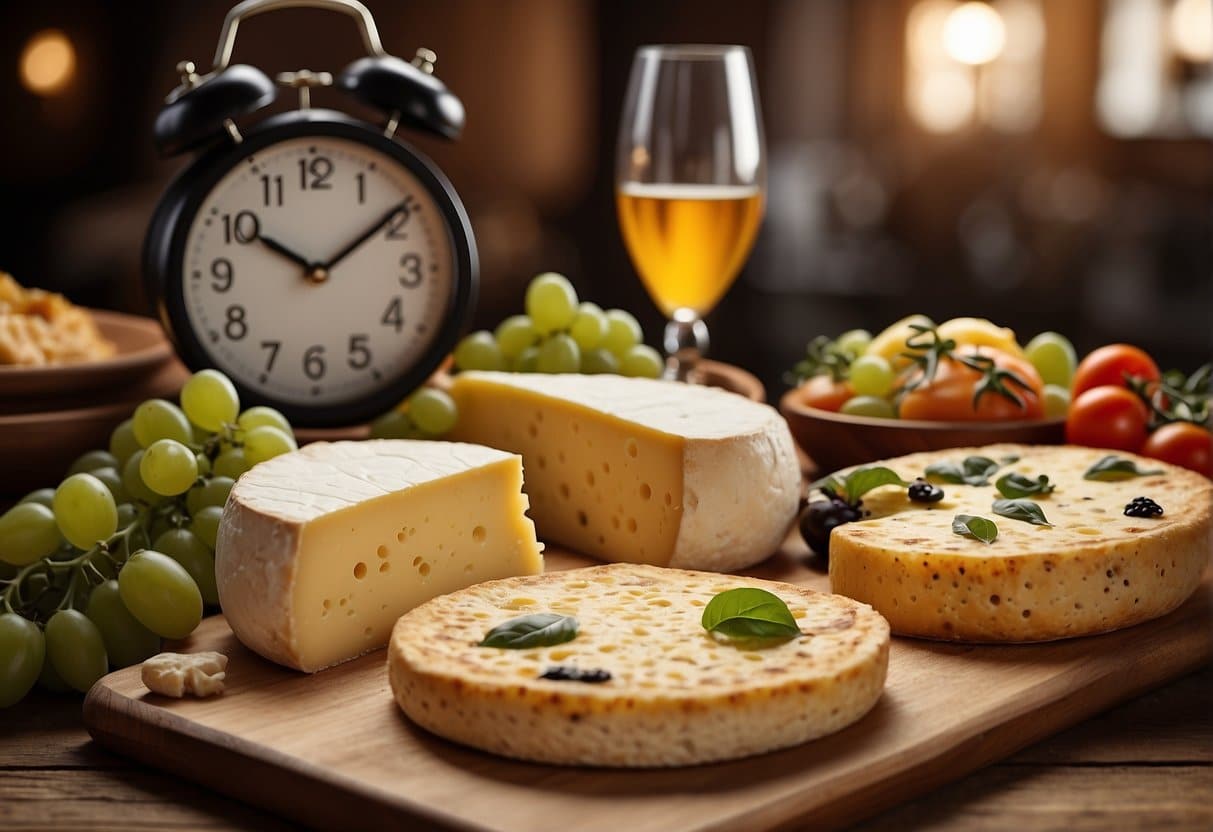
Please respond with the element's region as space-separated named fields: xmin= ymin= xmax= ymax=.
xmin=1170 ymin=0 xmax=1213 ymax=63
xmin=19 ymin=29 xmax=76 ymax=96
xmin=943 ymin=2 xmax=1007 ymax=66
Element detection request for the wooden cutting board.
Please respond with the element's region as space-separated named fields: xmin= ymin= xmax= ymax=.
xmin=83 ymin=542 xmax=1212 ymax=832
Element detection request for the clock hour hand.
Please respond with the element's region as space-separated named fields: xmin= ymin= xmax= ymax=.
xmin=257 ymin=233 xmax=316 ymax=271
xmin=321 ymin=201 xmax=407 ymax=272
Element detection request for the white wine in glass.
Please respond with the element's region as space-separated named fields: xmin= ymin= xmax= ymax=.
xmin=616 ymin=45 xmax=766 ymax=380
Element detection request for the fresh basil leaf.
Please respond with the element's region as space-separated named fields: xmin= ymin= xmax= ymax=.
xmin=925 ymin=456 xmax=1000 ymax=486
xmin=992 ymin=498 xmax=1054 ymax=526
xmin=952 ymin=514 xmax=998 ymax=544
xmin=995 ymin=472 xmax=1055 ymax=499
xmin=1082 ymin=455 xmax=1165 ymax=481
xmin=480 ymin=613 xmax=579 ymax=649
xmin=701 ymin=587 xmax=801 ymax=641
xmin=810 ymin=466 xmax=908 ymax=505
xmin=1000 ymin=454 xmax=1021 ymax=465
xmin=962 ymin=456 xmax=1000 ymax=485
xmin=924 ymin=460 xmax=964 ymax=484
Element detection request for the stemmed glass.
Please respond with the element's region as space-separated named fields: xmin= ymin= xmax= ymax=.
xmin=616 ymin=45 xmax=766 ymax=380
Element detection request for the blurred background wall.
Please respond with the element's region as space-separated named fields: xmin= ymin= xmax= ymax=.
xmin=1 ymin=0 xmax=1209 ymax=397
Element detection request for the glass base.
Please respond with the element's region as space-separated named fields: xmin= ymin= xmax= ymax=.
xmin=663 ymin=308 xmax=709 ymax=382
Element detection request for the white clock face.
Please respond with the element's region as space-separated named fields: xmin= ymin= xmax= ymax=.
xmin=182 ymin=136 xmax=455 ymax=407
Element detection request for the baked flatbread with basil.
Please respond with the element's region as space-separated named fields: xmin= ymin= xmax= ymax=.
xmin=388 ymin=563 xmax=889 ymax=767
xmin=828 ymin=444 xmax=1211 ymax=642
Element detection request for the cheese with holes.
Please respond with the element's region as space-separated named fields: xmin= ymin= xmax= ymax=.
xmin=215 ymin=440 xmax=543 ymax=672
xmin=389 ymin=563 xmax=890 ymax=766
xmin=828 ymin=444 xmax=1212 ymax=642
xmin=448 ymin=372 xmax=800 ymax=572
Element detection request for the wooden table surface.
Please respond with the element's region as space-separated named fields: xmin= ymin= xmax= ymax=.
xmin=1 ymin=664 xmax=1208 ymax=831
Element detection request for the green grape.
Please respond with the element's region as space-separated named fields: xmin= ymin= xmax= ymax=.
xmin=569 ymin=302 xmax=608 ymax=350
xmin=85 ymin=580 xmax=160 ymax=669
xmin=122 ymin=451 xmax=161 ymax=504
xmin=581 ymin=347 xmax=620 ymax=375
xmin=840 ymin=395 xmax=897 ymax=419
xmin=44 ymin=609 xmax=108 ymax=693
xmin=849 ymin=355 xmax=895 ymax=397
xmin=512 ymin=345 xmax=540 ymax=373
xmin=108 ymin=419 xmax=140 ymax=466
xmin=190 ymin=506 xmax=224 ymax=550
xmin=89 ymin=466 xmax=128 ymax=505
xmin=196 ymin=452 xmax=212 ymax=477
xmin=1043 ymin=383 xmax=1071 ymax=419
xmin=494 ymin=315 xmax=539 ymax=360
xmin=237 ymin=406 xmax=292 ymax=436
xmin=1025 ymin=332 xmax=1077 ymax=388
xmin=118 ymin=550 xmax=203 ymax=639
xmin=53 ymin=473 xmax=118 ymax=550
xmin=132 ymin=399 xmax=192 ymax=448
xmin=213 ymin=447 xmax=251 ymax=479
xmin=835 ymin=329 xmax=873 ymax=357
xmin=602 ymin=309 xmax=643 ymax=357
xmin=243 ymin=426 xmax=297 ymax=466
xmin=186 ymin=476 xmax=234 ymax=515
xmin=369 ymin=410 xmax=422 ymax=440
xmin=19 ymin=488 xmax=56 ymax=509
xmin=38 ymin=654 xmax=71 ymax=692
xmin=453 ymin=331 xmax=506 ymax=372
xmin=409 ymin=388 xmax=458 ymax=435
xmin=115 ymin=503 xmax=138 ymax=529
xmin=0 ymin=503 xmax=61 ymax=566
xmin=0 ymin=613 xmax=45 ymax=707
xmin=537 ymin=333 xmax=581 ymax=374
xmin=153 ymin=529 xmax=219 ymax=606
xmin=68 ymin=449 xmax=118 ymax=476
xmin=140 ymin=439 xmax=199 ymax=497
xmin=620 ymin=344 xmax=664 ymax=379
xmin=180 ymin=369 xmax=240 ymax=431
xmin=525 ymin=272 xmax=579 ymax=334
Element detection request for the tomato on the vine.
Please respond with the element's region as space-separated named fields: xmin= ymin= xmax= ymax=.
xmin=797 ymin=375 xmax=853 ymax=412
xmin=1072 ymin=344 xmax=1160 ymax=398
xmin=1066 ymin=386 xmax=1149 ymax=451
xmin=898 ymin=346 xmax=1044 ymax=422
xmin=1141 ymin=422 xmax=1213 ymax=478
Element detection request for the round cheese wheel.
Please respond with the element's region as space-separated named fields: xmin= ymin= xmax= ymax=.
xmin=827 ymin=444 xmax=1212 ymax=642
xmin=388 ymin=563 xmax=890 ymax=767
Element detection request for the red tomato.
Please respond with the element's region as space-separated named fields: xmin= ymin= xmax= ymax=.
xmin=898 ymin=346 xmax=1044 ymax=422
xmin=798 ymin=375 xmax=853 ymax=412
xmin=1066 ymin=386 xmax=1149 ymax=451
xmin=1072 ymin=344 xmax=1160 ymax=397
xmin=1141 ymin=422 xmax=1213 ymax=478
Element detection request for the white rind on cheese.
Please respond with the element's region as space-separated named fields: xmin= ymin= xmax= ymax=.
xmin=448 ymin=372 xmax=801 ymax=572
xmin=216 ymin=440 xmax=543 ymax=672
xmin=389 ymin=563 xmax=890 ymax=767
xmin=828 ymin=444 xmax=1212 ymax=642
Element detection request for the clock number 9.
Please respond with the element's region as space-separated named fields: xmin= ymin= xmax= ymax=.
xmin=400 ymin=253 xmax=423 ymax=288
xmin=210 ymin=258 xmax=233 ymax=293
xmin=222 ymin=211 xmax=260 ymax=244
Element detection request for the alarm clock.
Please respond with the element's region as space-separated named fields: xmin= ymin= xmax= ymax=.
xmin=144 ymin=0 xmax=477 ymax=427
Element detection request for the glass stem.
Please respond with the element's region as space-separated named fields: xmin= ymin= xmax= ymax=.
xmin=663 ymin=308 xmax=709 ymax=381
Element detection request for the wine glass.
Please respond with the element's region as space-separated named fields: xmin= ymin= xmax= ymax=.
xmin=616 ymin=45 xmax=766 ymax=381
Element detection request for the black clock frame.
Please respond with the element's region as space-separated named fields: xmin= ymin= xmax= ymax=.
xmin=144 ymin=109 xmax=478 ymax=427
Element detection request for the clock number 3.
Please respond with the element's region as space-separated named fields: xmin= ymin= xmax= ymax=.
xmin=400 ymin=253 xmax=423 ymax=288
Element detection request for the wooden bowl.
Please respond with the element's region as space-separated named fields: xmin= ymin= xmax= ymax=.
xmin=779 ymin=388 xmax=1066 ymax=474
xmin=0 ymin=309 xmax=173 ymax=404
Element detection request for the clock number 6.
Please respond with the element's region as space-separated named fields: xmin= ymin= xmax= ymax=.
xmin=303 ymin=345 xmax=326 ymax=380
xmin=400 ymin=253 xmax=423 ymax=288
xmin=348 ymin=334 xmax=372 ymax=370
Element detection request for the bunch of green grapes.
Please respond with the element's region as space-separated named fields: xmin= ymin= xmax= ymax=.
xmin=0 ymin=369 xmax=298 ymax=707
xmin=369 ymin=386 xmax=459 ymax=440
xmin=452 ymin=273 xmax=664 ymax=379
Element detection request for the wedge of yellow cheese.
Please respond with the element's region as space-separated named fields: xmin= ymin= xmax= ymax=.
xmin=216 ymin=440 xmax=543 ymax=671
xmin=448 ymin=372 xmax=801 ymax=572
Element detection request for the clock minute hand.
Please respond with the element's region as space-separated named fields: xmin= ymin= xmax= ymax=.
xmin=322 ymin=201 xmax=407 ymax=272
